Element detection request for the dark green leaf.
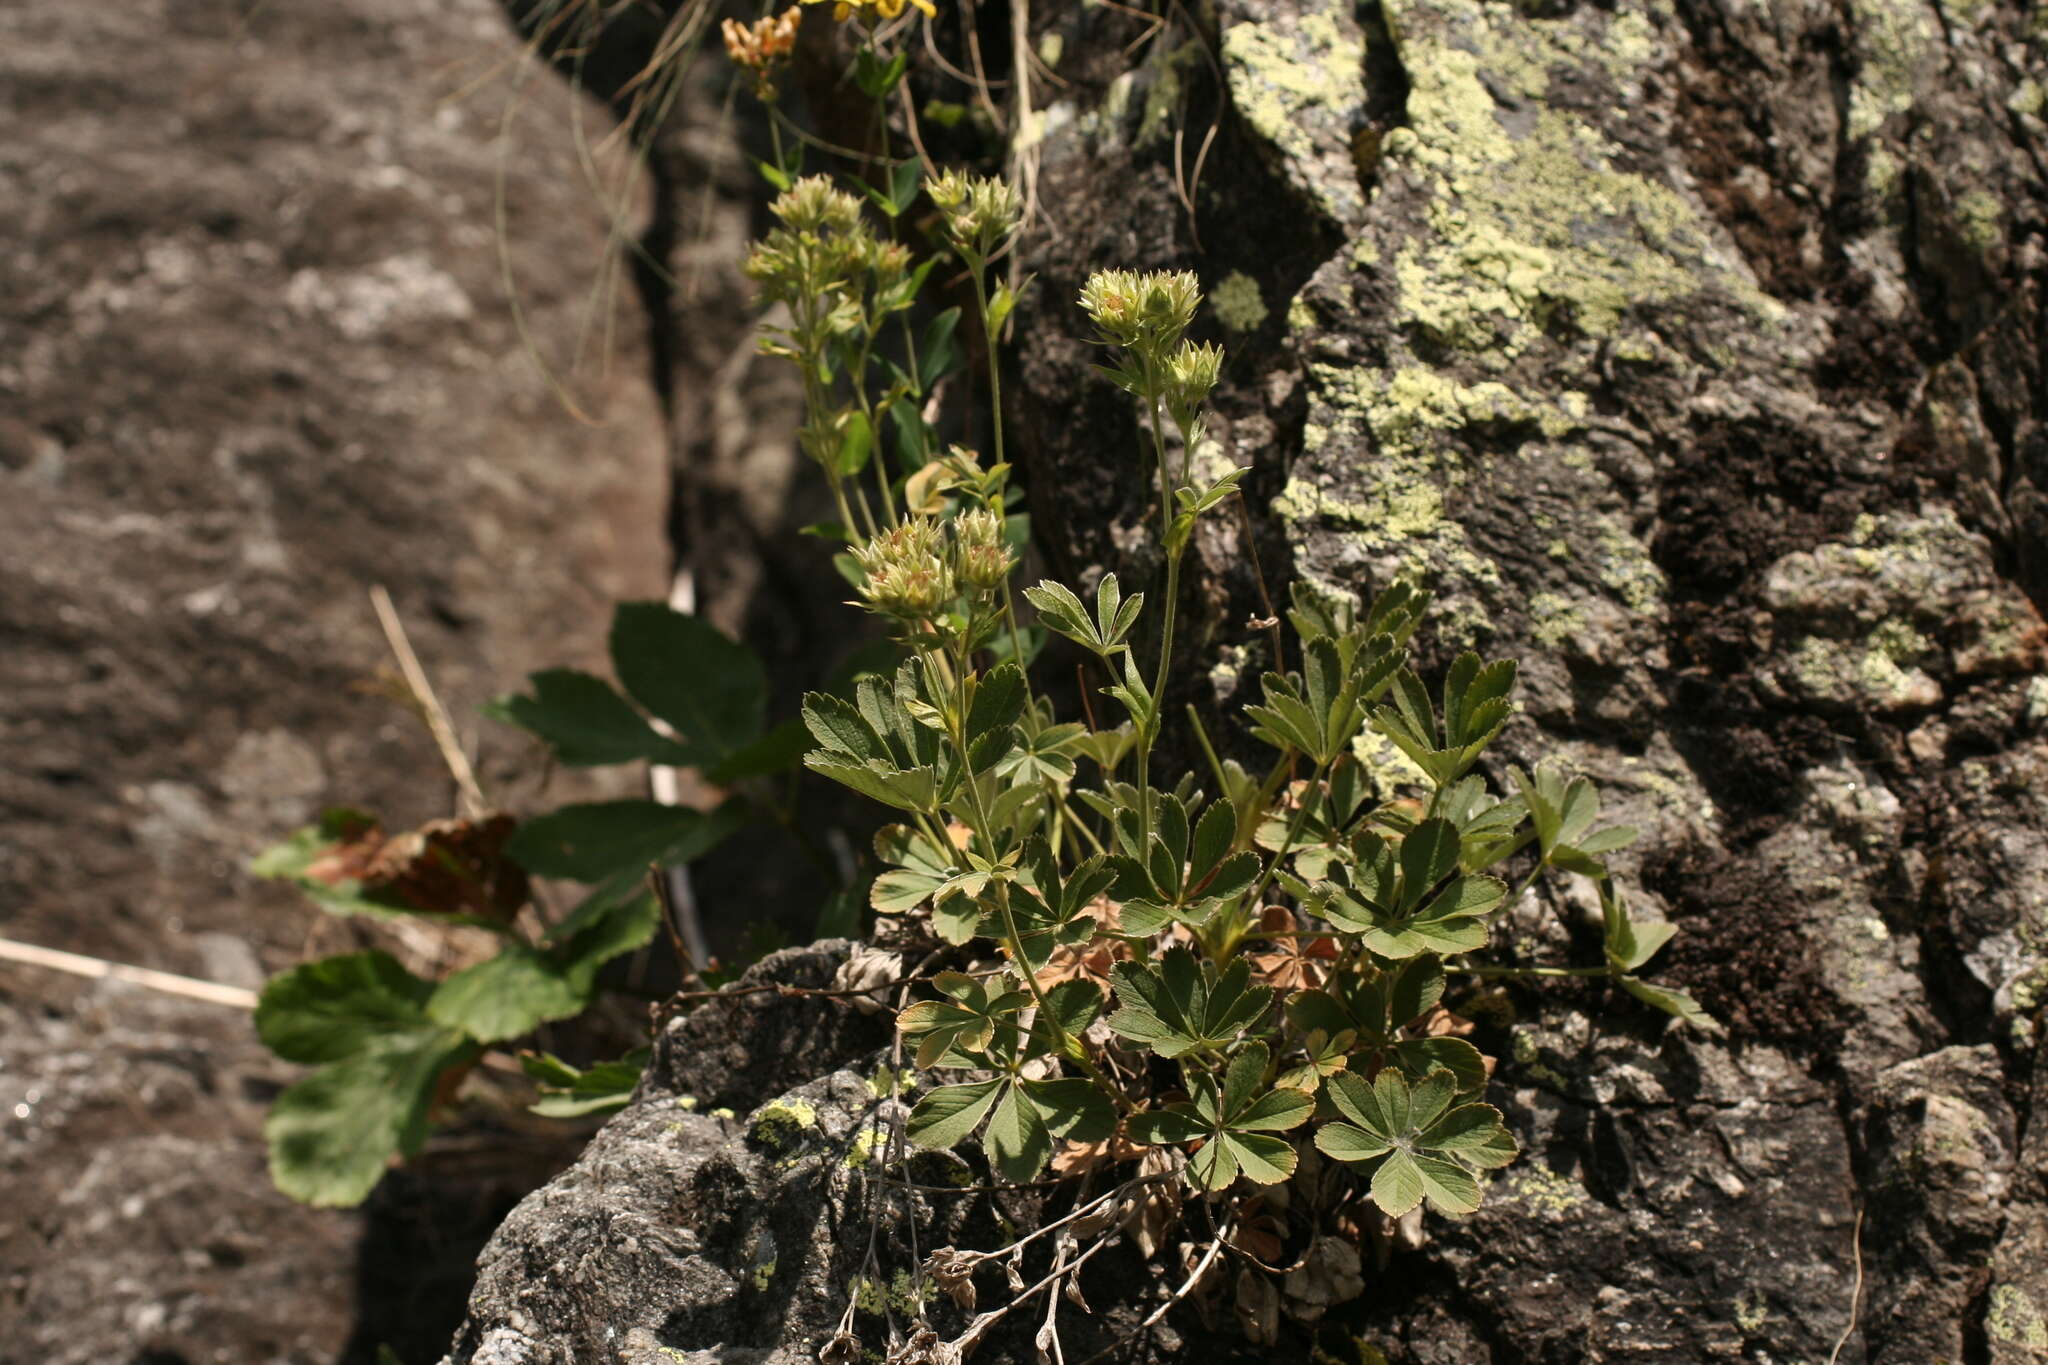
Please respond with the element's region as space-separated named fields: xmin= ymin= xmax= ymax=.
xmin=505 ymin=799 xmax=743 ymax=882
xmin=610 ymin=603 xmax=767 ymax=769
xmin=485 ymin=670 xmax=691 ymax=767
xmin=255 ymin=951 xmax=435 ymax=1065
xmin=265 ymin=1027 xmax=478 ymax=1207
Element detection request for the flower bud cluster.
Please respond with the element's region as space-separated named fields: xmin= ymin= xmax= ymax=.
xmin=854 ymin=509 xmax=1016 ymax=623
xmin=929 ymin=171 xmax=1023 ymax=260
xmin=802 ymin=0 xmax=935 ymax=22
xmin=856 ymin=519 xmax=955 ymax=622
xmin=953 ymin=508 xmax=1015 ymax=592
xmin=1162 ymin=338 xmax=1223 ymax=433
xmin=749 ymin=175 xmax=884 ymax=325
xmin=1078 ymin=269 xmax=1200 ymax=361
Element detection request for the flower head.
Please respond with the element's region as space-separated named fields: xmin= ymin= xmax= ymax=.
xmin=1163 ymin=339 xmax=1224 ymax=422
xmin=929 ymin=170 xmax=1023 ymax=259
xmin=722 ymin=8 xmax=801 ymax=98
xmin=855 ymin=519 xmax=955 ymax=622
xmin=1078 ymin=269 xmax=1200 ymax=357
xmin=951 ymin=508 xmax=1014 ymax=592
xmin=803 ymin=0 xmax=935 ymax=22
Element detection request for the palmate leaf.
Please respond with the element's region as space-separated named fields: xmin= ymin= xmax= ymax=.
xmin=869 ymin=823 xmax=957 ymax=914
xmin=1509 ymin=761 xmax=1639 ymax=878
xmin=896 ymin=971 xmax=1031 ymax=1069
xmin=1371 ymin=654 xmax=1517 ymax=788
xmin=905 ymin=1071 xmax=1113 ymax=1180
xmin=1312 ymin=819 xmax=1506 ymax=960
xmin=1245 ymin=637 xmax=1367 ymax=766
xmin=1024 ymin=572 xmax=1142 ymax=658
xmin=1287 ymin=960 xmax=1490 ymax=1094
xmin=1127 ymin=1042 xmax=1312 ymax=1190
xmin=1109 ymin=949 xmax=1273 ymax=1058
xmin=1314 ymin=1066 xmax=1518 ymax=1218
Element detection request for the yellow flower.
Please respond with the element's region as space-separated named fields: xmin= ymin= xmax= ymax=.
xmin=802 ymin=0 xmax=935 ymax=21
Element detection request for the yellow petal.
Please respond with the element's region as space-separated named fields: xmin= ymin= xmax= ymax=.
xmin=910 ymin=0 xmax=936 ymax=13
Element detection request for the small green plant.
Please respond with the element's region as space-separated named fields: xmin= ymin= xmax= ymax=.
xmin=719 ymin=101 xmax=1714 ymax=1346
xmin=250 ymin=600 xmax=827 ymax=1205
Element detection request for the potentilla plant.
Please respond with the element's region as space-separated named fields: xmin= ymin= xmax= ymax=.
xmin=733 ymin=147 xmax=1716 ymax=1352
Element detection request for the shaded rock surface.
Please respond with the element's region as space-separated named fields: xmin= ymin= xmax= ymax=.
xmin=0 ymin=0 xmax=678 ymax=1359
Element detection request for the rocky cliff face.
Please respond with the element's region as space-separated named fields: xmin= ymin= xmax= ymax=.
xmin=0 ymin=1 xmax=674 ymax=1359
xmin=449 ymin=0 xmax=2048 ymax=1358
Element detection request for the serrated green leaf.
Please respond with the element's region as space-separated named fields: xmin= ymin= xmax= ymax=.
xmin=265 ymin=1027 xmax=478 ymax=1206
xmin=985 ymin=1081 xmax=1054 ymax=1180
xmin=1221 ymin=1131 xmax=1298 ymax=1185
xmin=907 ymin=1079 xmax=1004 ymax=1150
xmin=255 ymin=951 xmax=435 ymax=1065
xmin=1620 ymin=976 xmax=1723 ymax=1035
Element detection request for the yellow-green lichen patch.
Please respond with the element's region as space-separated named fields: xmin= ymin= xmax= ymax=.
xmin=1221 ymin=8 xmax=1367 ymax=222
xmin=1376 ymin=0 xmax=1780 ymax=357
xmin=1505 ymin=1162 xmax=1583 ymax=1214
xmin=1137 ymin=38 xmax=1209 ymax=149
xmin=852 ymin=1270 xmax=928 ymax=1317
xmin=749 ymin=1098 xmax=819 ymax=1150
xmin=1846 ymin=0 xmax=1937 ymax=140
xmin=2010 ymin=80 xmax=2046 ymax=117
xmin=1211 ymin=271 xmax=1270 ymax=333
xmin=1782 ymin=632 xmax=1940 ymax=712
xmin=1953 ymin=188 xmax=2004 ymax=253
xmin=1593 ymin=523 xmax=1669 ymax=618
xmin=1988 ymin=1284 xmax=2048 ymax=1350
xmin=844 ymin=1126 xmax=889 ymax=1169
xmin=1275 ymin=359 xmax=1623 ymax=642
xmin=1527 ymin=591 xmax=1587 ymax=648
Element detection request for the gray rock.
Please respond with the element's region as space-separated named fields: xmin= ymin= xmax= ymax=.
xmin=0 ymin=0 xmax=680 ymax=1359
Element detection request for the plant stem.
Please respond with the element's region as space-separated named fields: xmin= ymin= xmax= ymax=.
xmin=1242 ymin=752 xmax=1333 ymax=910
xmin=1458 ymin=963 xmax=1614 ymax=980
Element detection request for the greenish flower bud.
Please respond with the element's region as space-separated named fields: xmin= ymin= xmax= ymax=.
xmin=1164 ymin=339 xmax=1224 ymax=417
xmin=856 ymin=520 xmax=956 ymax=621
xmin=952 ymin=508 xmax=1014 ymax=592
xmin=773 ymin=176 xmax=864 ymax=235
xmin=930 ymin=170 xmax=1022 ymax=258
xmin=1078 ymin=269 xmax=1201 ymax=359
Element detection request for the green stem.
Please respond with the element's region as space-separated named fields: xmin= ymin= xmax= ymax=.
xmin=1242 ymin=752 xmax=1333 ymax=910
xmin=1458 ymin=963 xmax=1614 ymax=980
xmin=967 ymin=263 xmax=1007 ymax=472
